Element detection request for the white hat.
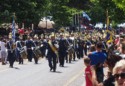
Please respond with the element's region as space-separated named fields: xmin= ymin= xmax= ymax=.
xmin=34 ymin=34 xmax=38 ymax=38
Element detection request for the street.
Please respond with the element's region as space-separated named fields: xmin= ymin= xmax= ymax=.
xmin=0 ymin=58 xmax=85 ymax=86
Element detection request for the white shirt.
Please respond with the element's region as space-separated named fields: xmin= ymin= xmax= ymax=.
xmin=0 ymin=41 xmax=6 ymax=51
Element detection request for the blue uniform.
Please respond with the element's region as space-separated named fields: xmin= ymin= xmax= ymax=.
xmin=58 ymin=38 xmax=67 ymax=67
xmin=76 ymin=38 xmax=84 ymax=59
xmin=16 ymin=40 xmax=23 ymax=64
xmin=46 ymin=40 xmax=58 ymax=72
xmin=40 ymin=39 xmax=48 ymax=57
xmin=25 ymin=40 xmax=33 ymax=62
xmin=32 ymin=40 xmax=39 ymax=64
xmin=7 ymin=40 xmax=16 ymax=68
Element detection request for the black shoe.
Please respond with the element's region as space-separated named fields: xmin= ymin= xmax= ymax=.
xmin=66 ymin=60 xmax=68 ymax=63
xmin=59 ymin=64 xmax=62 ymax=67
xmin=28 ymin=60 xmax=32 ymax=62
xmin=9 ymin=66 xmax=13 ymax=68
xmin=2 ymin=63 xmax=6 ymax=65
xmin=50 ymin=67 xmax=53 ymax=71
xmin=53 ymin=70 xmax=56 ymax=72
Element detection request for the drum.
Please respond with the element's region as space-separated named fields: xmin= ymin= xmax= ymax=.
xmin=33 ymin=47 xmax=42 ymax=58
xmin=68 ymin=45 xmax=74 ymax=54
xmin=20 ymin=48 xmax=27 ymax=59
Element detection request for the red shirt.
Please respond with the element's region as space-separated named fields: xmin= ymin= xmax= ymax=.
xmin=85 ymin=66 xmax=92 ymax=86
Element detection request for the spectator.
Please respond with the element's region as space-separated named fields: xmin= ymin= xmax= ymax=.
xmin=84 ymin=57 xmax=92 ymax=86
xmin=113 ymin=59 xmax=125 ymax=86
xmin=89 ymin=45 xmax=96 ymax=52
xmin=103 ymin=54 xmax=122 ymax=86
xmin=119 ymin=41 xmax=125 ymax=58
xmin=88 ymin=42 xmax=107 ymax=85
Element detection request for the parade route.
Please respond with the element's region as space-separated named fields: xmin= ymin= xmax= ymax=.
xmin=0 ymin=58 xmax=85 ymax=86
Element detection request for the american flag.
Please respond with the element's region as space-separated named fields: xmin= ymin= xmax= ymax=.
xmin=12 ymin=18 xmax=16 ymax=42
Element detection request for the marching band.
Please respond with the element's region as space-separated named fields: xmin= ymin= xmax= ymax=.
xmin=0 ymin=30 xmax=118 ymax=72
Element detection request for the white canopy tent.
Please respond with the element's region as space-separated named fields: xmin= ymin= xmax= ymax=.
xmin=117 ymin=23 xmax=125 ymax=28
xmin=38 ymin=17 xmax=55 ymax=29
xmin=95 ymin=23 xmax=103 ymax=28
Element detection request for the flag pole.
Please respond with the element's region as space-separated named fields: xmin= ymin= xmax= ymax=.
xmin=106 ymin=9 xmax=109 ymax=30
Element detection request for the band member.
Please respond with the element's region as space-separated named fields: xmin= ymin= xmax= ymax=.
xmin=7 ymin=38 xmax=16 ymax=68
xmin=58 ymin=34 xmax=67 ymax=67
xmin=32 ymin=36 xmax=39 ymax=64
xmin=84 ymin=40 xmax=88 ymax=56
xmin=45 ymin=35 xmax=58 ymax=72
xmin=66 ymin=35 xmax=74 ymax=63
xmin=40 ymin=37 xmax=48 ymax=58
xmin=76 ymin=36 xmax=82 ymax=59
xmin=0 ymin=38 xmax=7 ymax=65
xmin=16 ymin=38 xmax=23 ymax=64
xmin=25 ymin=36 xmax=33 ymax=62
xmin=70 ymin=34 xmax=76 ymax=61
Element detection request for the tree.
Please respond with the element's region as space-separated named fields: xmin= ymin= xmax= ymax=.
xmin=67 ymin=0 xmax=92 ymax=10
xmin=0 ymin=0 xmax=47 ymax=27
xmin=85 ymin=0 xmax=125 ymax=26
xmin=49 ymin=0 xmax=80 ymax=27
xmin=112 ymin=0 xmax=125 ymax=11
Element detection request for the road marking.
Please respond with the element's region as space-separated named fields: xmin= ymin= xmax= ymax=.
xmin=63 ymin=70 xmax=83 ymax=86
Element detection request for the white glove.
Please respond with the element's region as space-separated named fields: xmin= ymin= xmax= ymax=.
xmin=45 ymin=49 xmax=48 ymax=56
xmin=54 ymin=44 xmax=59 ymax=48
xmin=41 ymin=44 xmax=43 ymax=47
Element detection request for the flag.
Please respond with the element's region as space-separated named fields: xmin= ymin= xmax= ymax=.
xmin=12 ymin=18 xmax=16 ymax=42
xmin=82 ymin=12 xmax=91 ymax=21
xmin=106 ymin=29 xmax=113 ymax=43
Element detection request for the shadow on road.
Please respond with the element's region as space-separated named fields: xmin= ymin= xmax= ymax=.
xmin=14 ymin=67 xmax=20 ymax=70
xmin=62 ymin=66 xmax=69 ymax=68
xmin=73 ymin=60 xmax=79 ymax=62
xmin=68 ymin=62 xmax=75 ymax=64
xmin=51 ymin=71 xmax=62 ymax=73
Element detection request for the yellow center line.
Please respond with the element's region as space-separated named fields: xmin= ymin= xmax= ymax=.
xmin=63 ymin=70 xmax=83 ymax=86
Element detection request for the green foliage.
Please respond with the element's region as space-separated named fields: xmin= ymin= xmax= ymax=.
xmin=87 ymin=0 xmax=125 ymax=25
xmin=0 ymin=0 xmax=92 ymax=28
xmin=49 ymin=0 xmax=81 ymax=27
xmin=88 ymin=6 xmax=105 ymax=24
xmin=113 ymin=0 xmax=125 ymax=10
xmin=67 ymin=0 xmax=92 ymax=10
xmin=0 ymin=0 xmax=125 ymax=28
xmin=0 ymin=0 xmax=47 ymax=27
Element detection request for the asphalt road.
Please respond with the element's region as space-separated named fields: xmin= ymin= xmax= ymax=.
xmin=0 ymin=58 xmax=85 ymax=86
